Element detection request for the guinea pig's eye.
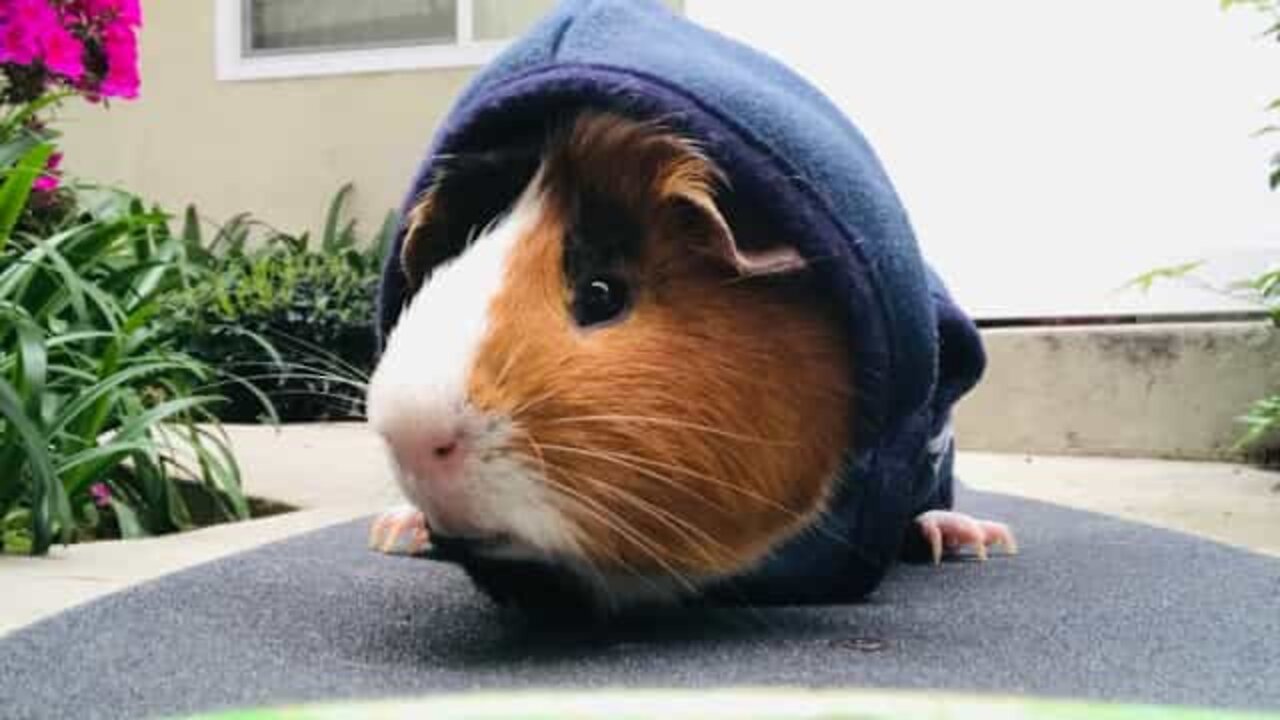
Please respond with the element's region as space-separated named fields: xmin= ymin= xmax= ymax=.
xmin=573 ymin=275 xmax=630 ymax=327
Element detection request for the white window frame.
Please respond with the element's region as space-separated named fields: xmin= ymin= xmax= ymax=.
xmin=215 ymin=0 xmax=512 ymax=81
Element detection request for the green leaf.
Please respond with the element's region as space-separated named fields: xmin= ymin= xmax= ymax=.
xmin=181 ymin=205 xmax=202 ymax=247
xmin=109 ymin=497 xmax=146 ymax=539
xmin=2 ymin=508 xmax=34 ymax=555
xmin=1233 ymin=393 xmax=1280 ymax=451
xmin=1123 ymin=261 xmax=1205 ymax=293
xmin=71 ymin=184 xmax=140 ymax=223
xmin=372 ymin=209 xmax=399 ymax=266
xmin=0 ymin=378 xmax=69 ymax=554
xmin=0 ymin=218 xmax=135 ymax=323
xmin=21 ymin=234 xmax=93 ymax=324
xmin=55 ymin=441 xmax=155 ymax=476
xmin=322 ymin=183 xmax=355 ymax=253
xmin=0 ymin=143 xmax=54 ymax=254
xmin=48 ymin=359 xmax=192 ymax=437
xmin=200 ymin=366 xmax=280 ymax=426
xmin=0 ymin=133 xmax=41 ymax=171
xmin=11 ymin=313 xmax=48 ymax=421
xmin=1236 ymin=268 xmax=1280 ymax=298
xmin=209 ymin=212 xmax=253 ymax=256
xmin=0 ymin=92 xmax=69 ymax=138
xmin=64 ymin=395 xmax=223 ymax=498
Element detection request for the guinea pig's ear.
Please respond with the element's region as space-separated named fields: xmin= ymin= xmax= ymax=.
xmin=400 ymin=142 xmax=544 ymax=291
xmin=400 ymin=185 xmax=445 ymax=292
xmin=669 ymin=191 xmax=807 ymax=277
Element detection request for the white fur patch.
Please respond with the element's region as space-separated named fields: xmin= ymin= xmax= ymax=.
xmin=367 ymin=185 xmax=578 ymax=561
xmin=369 ymin=197 xmax=533 ymax=427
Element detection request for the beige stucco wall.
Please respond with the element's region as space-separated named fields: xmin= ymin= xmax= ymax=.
xmin=55 ymin=1 xmax=476 ymax=239
xmin=48 ymin=2 xmax=1280 ymax=320
xmin=53 ymin=0 xmax=681 ymax=239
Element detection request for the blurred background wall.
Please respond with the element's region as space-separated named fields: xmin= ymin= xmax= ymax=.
xmin=58 ymin=0 xmax=1280 ymax=319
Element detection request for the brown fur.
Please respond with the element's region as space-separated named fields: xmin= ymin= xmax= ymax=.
xmin=437 ymin=113 xmax=853 ymax=584
xmin=400 ymin=191 xmax=438 ymax=294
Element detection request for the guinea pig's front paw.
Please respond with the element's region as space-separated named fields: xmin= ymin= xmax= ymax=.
xmin=369 ymin=505 xmax=431 ymax=556
xmin=914 ymin=510 xmax=1018 ymax=565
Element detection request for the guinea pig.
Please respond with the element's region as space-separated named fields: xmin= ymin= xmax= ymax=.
xmin=366 ymin=110 xmax=1015 ymax=614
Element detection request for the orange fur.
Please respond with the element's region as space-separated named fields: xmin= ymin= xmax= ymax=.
xmin=458 ymin=112 xmax=855 ymax=583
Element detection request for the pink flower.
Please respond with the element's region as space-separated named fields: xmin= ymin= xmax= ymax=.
xmin=40 ymin=25 xmax=84 ymax=80
xmin=99 ymin=53 xmax=138 ymax=98
xmin=32 ymin=152 xmax=62 ymax=192
xmin=98 ymin=23 xmax=139 ymax=98
xmin=89 ymin=482 xmax=112 ymax=509
xmin=101 ymin=21 xmax=136 ymax=61
xmin=0 ymin=0 xmax=143 ymax=100
xmin=3 ymin=0 xmax=58 ymax=28
xmin=0 ymin=0 xmax=69 ymax=68
xmin=109 ymin=0 xmax=140 ymax=26
xmin=76 ymin=0 xmax=140 ymax=26
xmin=0 ymin=21 xmax=39 ymax=64
xmin=0 ymin=0 xmax=56 ymax=65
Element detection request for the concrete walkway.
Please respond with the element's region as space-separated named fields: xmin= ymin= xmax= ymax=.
xmin=1 ymin=423 xmax=1277 ymax=638
xmin=958 ymin=452 xmax=1280 ymax=558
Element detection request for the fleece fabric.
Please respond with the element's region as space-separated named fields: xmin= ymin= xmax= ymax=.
xmin=375 ymin=0 xmax=987 ymax=606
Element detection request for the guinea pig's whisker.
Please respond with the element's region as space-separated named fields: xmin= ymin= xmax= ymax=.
xmin=259 ymin=390 xmax=367 ymax=413
xmin=533 ymin=442 xmax=797 ymax=521
xmin=205 ymin=371 xmax=371 ymax=393
xmin=515 ymin=428 xmax=551 ymax=480
xmin=247 ymin=385 xmax=368 ymax=403
xmin=212 ymin=356 xmax=371 ymax=385
xmin=512 ymin=455 xmax=638 ymax=581
xmin=536 ymin=471 xmax=700 ymax=596
xmin=535 ymin=460 xmax=693 ymax=583
xmin=262 ymin=329 xmax=373 ymax=382
xmin=554 ymin=464 xmax=733 ymax=569
xmin=536 ymin=442 xmax=853 ymax=551
xmin=543 ymin=414 xmax=798 ymax=448
xmin=506 ymin=387 xmax=561 ymax=422
xmin=503 ymin=463 xmax=613 ymax=592
xmin=491 ymin=336 xmax=528 ymax=390
xmin=532 ymin=482 xmax=640 ymax=593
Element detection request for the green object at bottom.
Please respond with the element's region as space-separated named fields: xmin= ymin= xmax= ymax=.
xmin=178 ymin=689 xmax=1278 ymax=720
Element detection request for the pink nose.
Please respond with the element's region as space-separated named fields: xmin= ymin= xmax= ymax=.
xmin=368 ymin=393 xmax=484 ymax=534
xmin=409 ymin=429 xmax=466 ymax=478
xmin=397 ymin=429 xmax=481 ymax=534
xmin=432 ymin=437 xmax=459 ymax=459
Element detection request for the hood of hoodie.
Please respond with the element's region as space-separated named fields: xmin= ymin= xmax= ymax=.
xmin=376 ymin=0 xmax=986 ymax=605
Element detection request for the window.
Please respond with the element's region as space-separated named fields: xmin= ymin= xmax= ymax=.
xmin=215 ymin=0 xmax=558 ymax=81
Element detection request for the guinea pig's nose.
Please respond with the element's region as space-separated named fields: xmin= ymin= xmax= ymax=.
xmin=430 ymin=434 xmax=460 ymax=460
xmin=415 ymin=428 xmax=465 ymax=468
xmin=380 ymin=422 xmax=469 ymax=482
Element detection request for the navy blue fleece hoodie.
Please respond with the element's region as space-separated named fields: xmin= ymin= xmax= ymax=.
xmin=376 ymin=0 xmax=986 ymax=607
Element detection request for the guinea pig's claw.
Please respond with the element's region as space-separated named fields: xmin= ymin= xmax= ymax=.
xmin=914 ymin=510 xmax=1019 ymax=566
xmin=369 ymin=506 xmax=431 ymax=556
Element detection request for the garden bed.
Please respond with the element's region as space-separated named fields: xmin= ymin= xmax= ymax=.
xmin=1 ymin=20 xmax=390 ymax=554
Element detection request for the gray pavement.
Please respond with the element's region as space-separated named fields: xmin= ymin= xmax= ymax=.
xmin=2 ymin=425 xmax=1277 ymax=639
xmin=1 ymin=488 xmax=1277 ymax=720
